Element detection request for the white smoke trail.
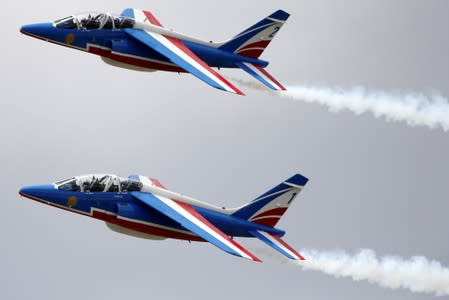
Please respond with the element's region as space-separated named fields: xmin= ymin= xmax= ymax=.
xmin=296 ymin=249 xmax=449 ymax=296
xmin=232 ymin=78 xmax=449 ymax=131
xmin=231 ymin=77 xmax=276 ymax=95
xmin=283 ymin=86 xmax=449 ymax=130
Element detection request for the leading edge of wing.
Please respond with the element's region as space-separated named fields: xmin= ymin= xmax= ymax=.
xmin=130 ymin=192 xmax=261 ymax=262
xmin=124 ymin=28 xmax=244 ymax=95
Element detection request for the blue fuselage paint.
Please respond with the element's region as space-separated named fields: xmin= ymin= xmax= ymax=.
xmin=19 ymin=184 xmax=284 ymax=239
xmin=20 ymin=23 xmax=269 ymax=70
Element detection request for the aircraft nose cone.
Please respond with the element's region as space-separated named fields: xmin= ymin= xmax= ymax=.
xmin=20 ymin=22 xmax=54 ymax=39
xmin=19 ymin=184 xmax=54 ymax=200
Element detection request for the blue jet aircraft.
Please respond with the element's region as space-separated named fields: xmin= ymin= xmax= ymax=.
xmin=20 ymin=8 xmax=290 ymax=95
xmin=19 ymin=173 xmax=308 ymax=262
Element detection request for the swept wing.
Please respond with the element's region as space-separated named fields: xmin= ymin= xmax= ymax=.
xmin=131 ymin=191 xmax=261 ymax=262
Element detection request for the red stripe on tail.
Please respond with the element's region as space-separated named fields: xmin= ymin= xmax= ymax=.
xmin=237 ymin=49 xmax=264 ymax=58
xmin=251 ymin=207 xmax=288 ymax=220
xmin=252 ymin=217 xmax=280 ymax=227
xmin=238 ymin=40 xmax=271 ymax=52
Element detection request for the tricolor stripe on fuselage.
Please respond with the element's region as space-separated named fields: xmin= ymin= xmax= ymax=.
xmin=131 ymin=191 xmax=261 ymax=261
xmin=124 ymin=28 xmax=243 ymax=95
xmin=123 ymin=8 xmax=244 ymax=94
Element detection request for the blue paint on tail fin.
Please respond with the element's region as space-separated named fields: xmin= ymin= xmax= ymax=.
xmin=232 ymin=173 xmax=308 ymax=227
xmin=219 ymin=10 xmax=290 ymax=58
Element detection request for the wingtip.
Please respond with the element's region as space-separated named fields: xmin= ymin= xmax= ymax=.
xmin=219 ymin=84 xmax=244 ymax=95
xmin=248 ymin=255 xmax=262 ymax=262
xmin=239 ymin=248 xmax=262 ymax=262
xmin=228 ymin=85 xmax=245 ymax=96
xmin=275 ymin=81 xmax=286 ymax=91
xmin=226 ymin=88 xmax=245 ymax=96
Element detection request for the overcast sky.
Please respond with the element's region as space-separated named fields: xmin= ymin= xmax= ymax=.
xmin=2 ymin=1 xmax=449 ymax=299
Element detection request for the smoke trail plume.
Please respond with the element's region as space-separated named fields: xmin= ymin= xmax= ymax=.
xmin=283 ymin=86 xmax=449 ymax=130
xmin=233 ymin=78 xmax=449 ymax=131
xmin=296 ymin=249 xmax=449 ymax=296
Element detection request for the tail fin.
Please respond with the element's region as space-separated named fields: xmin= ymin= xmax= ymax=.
xmin=219 ymin=10 xmax=290 ymax=58
xmin=232 ymin=173 xmax=308 ymax=227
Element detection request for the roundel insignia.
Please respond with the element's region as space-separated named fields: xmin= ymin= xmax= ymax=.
xmin=67 ymin=196 xmax=78 ymax=208
xmin=65 ymin=33 xmax=75 ymax=44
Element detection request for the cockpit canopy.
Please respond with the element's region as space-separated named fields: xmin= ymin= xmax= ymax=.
xmin=54 ymin=12 xmax=135 ymax=30
xmin=55 ymin=174 xmax=142 ymax=193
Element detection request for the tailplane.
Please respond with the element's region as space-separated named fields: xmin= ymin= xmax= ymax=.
xmin=219 ymin=10 xmax=290 ymax=58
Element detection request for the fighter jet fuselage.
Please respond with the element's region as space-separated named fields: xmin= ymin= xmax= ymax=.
xmin=20 ymin=173 xmax=308 ymax=262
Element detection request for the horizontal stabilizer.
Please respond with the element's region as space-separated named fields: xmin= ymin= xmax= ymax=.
xmin=250 ymin=230 xmax=304 ymax=260
xmin=235 ymin=62 xmax=286 ymax=91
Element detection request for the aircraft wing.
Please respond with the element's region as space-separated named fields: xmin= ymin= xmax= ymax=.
xmin=130 ymin=192 xmax=261 ymax=262
xmin=123 ymin=28 xmax=244 ymax=95
xmin=249 ymin=230 xmax=304 ymax=260
xmin=235 ymin=62 xmax=286 ymax=91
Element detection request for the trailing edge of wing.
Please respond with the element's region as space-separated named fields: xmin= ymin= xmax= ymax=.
xmin=130 ymin=192 xmax=261 ymax=262
xmin=249 ymin=230 xmax=304 ymax=260
xmin=235 ymin=62 xmax=286 ymax=91
xmin=124 ymin=28 xmax=244 ymax=95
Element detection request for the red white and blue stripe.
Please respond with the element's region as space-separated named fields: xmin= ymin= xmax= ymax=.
xmin=124 ymin=28 xmax=243 ymax=95
xmin=131 ymin=191 xmax=261 ymax=262
xmin=219 ymin=10 xmax=289 ymax=58
xmin=236 ymin=62 xmax=286 ymax=91
xmin=232 ymin=174 xmax=308 ymax=227
xmin=122 ymin=9 xmax=243 ymax=95
xmin=250 ymin=230 xmax=305 ymax=260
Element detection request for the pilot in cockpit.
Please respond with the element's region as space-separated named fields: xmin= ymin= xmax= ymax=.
xmin=90 ymin=176 xmax=106 ymax=192
xmin=80 ymin=14 xmax=102 ymax=30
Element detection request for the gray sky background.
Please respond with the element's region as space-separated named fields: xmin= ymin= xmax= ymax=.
xmin=2 ymin=1 xmax=449 ymax=299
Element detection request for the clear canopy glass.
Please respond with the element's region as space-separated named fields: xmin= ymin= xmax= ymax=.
xmin=55 ymin=174 xmax=142 ymax=192
xmin=54 ymin=13 xmax=135 ymax=30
